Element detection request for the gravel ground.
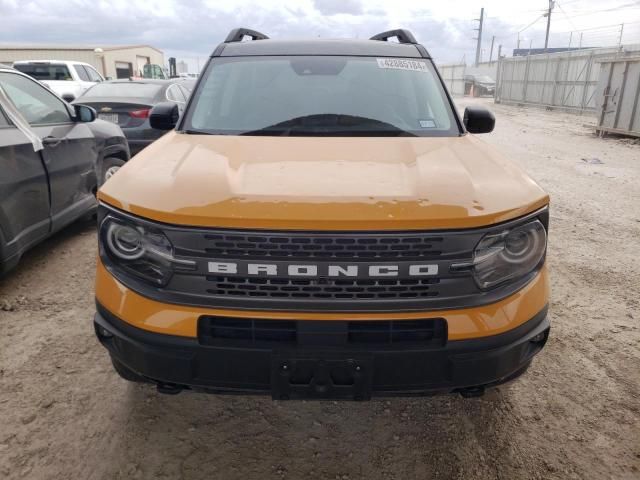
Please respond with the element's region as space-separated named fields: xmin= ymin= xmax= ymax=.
xmin=0 ymin=98 xmax=639 ymax=480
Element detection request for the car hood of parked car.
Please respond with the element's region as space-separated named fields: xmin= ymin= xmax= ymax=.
xmin=98 ymin=131 xmax=549 ymax=230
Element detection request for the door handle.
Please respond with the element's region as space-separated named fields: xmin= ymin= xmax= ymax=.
xmin=42 ymin=136 xmax=63 ymax=147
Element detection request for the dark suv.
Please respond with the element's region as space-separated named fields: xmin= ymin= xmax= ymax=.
xmin=0 ymin=66 xmax=129 ymax=275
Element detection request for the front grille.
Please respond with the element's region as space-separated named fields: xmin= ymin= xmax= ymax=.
xmin=161 ymin=225 xmax=487 ymax=311
xmin=198 ymin=316 xmax=447 ymax=347
xmin=177 ymin=231 xmax=448 ymax=260
xmin=205 ymin=276 xmax=441 ymax=300
xmin=101 ymin=204 xmax=547 ymax=312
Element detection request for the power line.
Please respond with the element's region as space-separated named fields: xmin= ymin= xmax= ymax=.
xmin=555 ymin=1 xmax=577 ymax=30
xmin=556 ymin=3 xmax=640 ymax=20
xmin=517 ymin=14 xmax=545 ymax=34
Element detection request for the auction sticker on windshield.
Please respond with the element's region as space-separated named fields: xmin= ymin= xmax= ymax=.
xmin=376 ymin=58 xmax=428 ymax=72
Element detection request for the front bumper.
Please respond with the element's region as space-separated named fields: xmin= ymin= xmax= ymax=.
xmin=94 ymin=302 xmax=549 ymax=399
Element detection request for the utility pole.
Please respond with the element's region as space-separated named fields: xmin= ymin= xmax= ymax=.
xmin=618 ymin=23 xmax=625 ymax=45
xmin=544 ymin=0 xmax=555 ymax=51
xmin=474 ymin=7 xmax=484 ymax=67
xmin=489 ymin=35 xmax=496 ymax=63
xmin=497 ymin=44 xmax=502 ymax=59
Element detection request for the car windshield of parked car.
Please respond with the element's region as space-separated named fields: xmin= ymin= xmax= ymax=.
xmin=185 ymin=56 xmax=459 ymax=137
xmin=80 ymin=82 xmax=163 ymax=99
xmin=13 ymin=63 xmax=73 ymax=81
xmin=475 ymin=76 xmax=495 ymax=83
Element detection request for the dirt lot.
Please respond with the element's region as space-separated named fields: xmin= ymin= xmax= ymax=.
xmin=1 ymin=98 xmax=639 ymax=480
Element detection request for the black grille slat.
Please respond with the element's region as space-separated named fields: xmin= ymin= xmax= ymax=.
xmin=205 ymin=276 xmax=441 ymax=300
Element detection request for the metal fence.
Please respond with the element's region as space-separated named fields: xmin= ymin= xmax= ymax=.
xmin=495 ymin=45 xmax=640 ymax=114
xmin=437 ymin=63 xmax=466 ymax=96
xmin=595 ymin=56 xmax=640 ymax=137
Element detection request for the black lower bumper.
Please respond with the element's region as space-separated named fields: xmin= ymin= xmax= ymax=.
xmin=94 ymin=303 xmax=549 ymax=399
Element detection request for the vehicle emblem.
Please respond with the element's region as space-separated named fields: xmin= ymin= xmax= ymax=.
xmin=100 ymin=107 xmax=112 ymax=112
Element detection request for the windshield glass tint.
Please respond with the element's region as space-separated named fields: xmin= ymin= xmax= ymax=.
xmin=14 ymin=64 xmax=72 ymax=81
xmin=185 ymin=56 xmax=458 ymax=136
xmin=81 ymin=82 xmax=162 ymax=99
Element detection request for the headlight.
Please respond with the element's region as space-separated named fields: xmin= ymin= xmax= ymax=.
xmin=472 ymin=219 xmax=547 ymax=289
xmin=105 ymin=223 xmax=145 ymax=260
xmin=100 ymin=214 xmax=192 ymax=286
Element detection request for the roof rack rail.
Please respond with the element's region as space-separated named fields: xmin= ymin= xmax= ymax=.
xmin=224 ymin=28 xmax=269 ymax=43
xmin=370 ymin=29 xmax=417 ymax=45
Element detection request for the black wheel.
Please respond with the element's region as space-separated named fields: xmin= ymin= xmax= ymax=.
xmin=110 ymin=356 xmax=146 ymax=383
xmin=100 ymin=157 xmax=126 ymax=185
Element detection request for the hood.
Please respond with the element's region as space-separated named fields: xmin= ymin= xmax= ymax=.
xmin=98 ymin=132 xmax=548 ymax=230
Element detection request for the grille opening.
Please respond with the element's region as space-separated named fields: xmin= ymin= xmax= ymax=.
xmin=204 ymin=276 xmax=441 ymax=300
xmin=198 ymin=317 xmax=447 ymax=347
xmin=200 ymin=233 xmax=446 ymax=260
xmin=199 ymin=317 xmax=297 ymax=345
xmin=348 ymin=319 xmax=447 ymax=346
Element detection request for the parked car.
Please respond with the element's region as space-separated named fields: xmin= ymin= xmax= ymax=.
xmin=74 ymin=79 xmax=190 ymax=156
xmin=13 ymin=60 xmax=104 ymax=102
xmin=0 ymin=66 xmax=129 ymax=275
xmin=464 ymin=74 xmax=496 ymax=96
xmin=94 ymin=28 xmax=550 ymax=399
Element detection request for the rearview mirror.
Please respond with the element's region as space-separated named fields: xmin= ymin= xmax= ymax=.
xmin=74 ymin=104 xmax=96 ymax=123
xmin=463 ymin=106 xmax=495 ymax=134
xmin=150 ymin=102 xmax=180 ymax=130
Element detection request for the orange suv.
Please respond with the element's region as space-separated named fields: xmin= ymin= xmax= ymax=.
xmin=94 ymin=28 xmax=550 ymax=399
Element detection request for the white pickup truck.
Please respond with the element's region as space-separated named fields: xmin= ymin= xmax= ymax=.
xmin=12 ymin=60 xmax=104 ymax=102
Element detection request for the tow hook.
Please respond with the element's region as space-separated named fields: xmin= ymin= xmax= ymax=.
xmin=458 ymin=386 xmax=485 ymax=398
xmin=156 ymin=383 xmax=183 ymax=395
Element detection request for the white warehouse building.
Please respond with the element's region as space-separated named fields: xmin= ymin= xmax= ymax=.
xmin=0 ymin=44 xmax=164 ymax=79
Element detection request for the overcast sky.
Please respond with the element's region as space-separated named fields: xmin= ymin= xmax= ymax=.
xmin=1 ymin=0 xmax=639 ymax=70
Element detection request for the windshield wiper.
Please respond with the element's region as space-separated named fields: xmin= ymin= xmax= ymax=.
xmin=240 ymin=114 xmax=416 ymax=137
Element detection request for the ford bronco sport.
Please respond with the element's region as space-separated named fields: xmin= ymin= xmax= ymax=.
xmin=94 ymin=28 xmax=550 ymax=400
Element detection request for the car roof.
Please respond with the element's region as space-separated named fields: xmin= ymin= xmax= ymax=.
xmin=12 ymin=60 xmax=93 ymax=66
xmin=99 ymin=79 xmax=180 ymax=87
xmin=217 ymin=38 xmax=425 ymax=58
xmin=212 ymin=28 xmax=430 ymax=59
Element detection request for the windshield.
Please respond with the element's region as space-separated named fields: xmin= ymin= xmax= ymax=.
xmin=81 ymin=82 xmax=163 ymax=99
xmin=475 ymin=75 xmax=495 ymax=83
xmin=184 ymin=56 xmax=459 ymax=137
xmin=14 ymin=63 xmax=72 ymax=81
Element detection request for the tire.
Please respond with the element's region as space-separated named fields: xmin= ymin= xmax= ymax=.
xmin=110 ymin=356 xmax=146 ymax=383
xmin=100 ymin=157 xmax=126 ymax=186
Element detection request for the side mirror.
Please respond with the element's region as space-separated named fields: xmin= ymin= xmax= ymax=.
xmin=463 ymin=106 xmax=495 ymax=134
xmin=62 ymin=93 xmax=76 ymax=103
xmin=150 ymin=102 xmax=179 ymax=130
xmin=74 ymin=104 xmax=96 ymax=122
